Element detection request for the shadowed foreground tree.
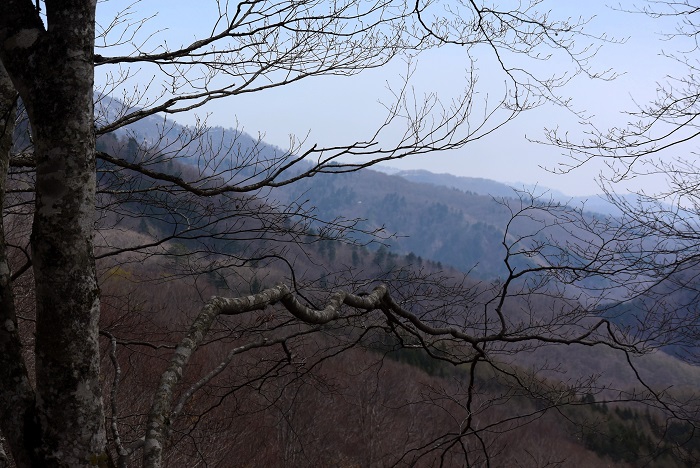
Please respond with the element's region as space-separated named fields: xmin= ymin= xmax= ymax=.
xmin=0 ymin=1 xmax=654 ymax=467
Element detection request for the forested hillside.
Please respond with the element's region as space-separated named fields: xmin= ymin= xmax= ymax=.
xmin=377 ymin=168 xmax=634 ymax=216
xmin=6 ymin=3 xmax=700 ymax=467
xmin=7 ymin=98 xmax=700 ymax=465
xmin=67 ymin=123 xmax=700 ymax=466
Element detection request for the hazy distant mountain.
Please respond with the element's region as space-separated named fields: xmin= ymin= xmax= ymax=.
xmin=95 ymin=94 xmax=626 ymax=218
xmin=374 ymin=168 xmax=522 ymax=198
xmin=94 ymin=95 xmax=700 ymax=390
xmin=94 ymin=93 xmax=287 ymax=174
xmin=277 ymin=168 xmax=556 ymax=279
xmin=375 ymin=167 xmax=629 ymax=217
xmin=91 ymin=96 xmax=657 ymax=282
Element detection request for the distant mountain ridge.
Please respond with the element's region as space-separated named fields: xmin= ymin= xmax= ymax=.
xmin=92 ymin=96 xmax=617 ymax=278
xmin=374 ymin=167 xmax=627 ymax=216
xmin=94 ymin=94 xmax=700 ymax=394
xmin=374 ymin=168 xmax=524 ymax=198
xmin=96 ymin=93 xmax=626 ymax=218
xmin=94 ymin=92 xmax=287 ymax=174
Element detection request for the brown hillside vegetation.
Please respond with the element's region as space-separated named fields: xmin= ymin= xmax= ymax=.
xmin=91 ymin=228 xmax=699 ymax=467
xmin=93 ymin=249 xmax=618 ymax=467
xmin=5 ymin=130 xmax=700 ymax=467
xmin=5 ymin=2 xmax=700 ymax=467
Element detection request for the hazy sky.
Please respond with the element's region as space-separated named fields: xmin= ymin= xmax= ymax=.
xmin=95 ymin=1 xmax=692 ymax=196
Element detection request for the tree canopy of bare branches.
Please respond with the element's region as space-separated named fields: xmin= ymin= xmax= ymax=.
xmin=0 ymin=1 xmax=673 ymax=467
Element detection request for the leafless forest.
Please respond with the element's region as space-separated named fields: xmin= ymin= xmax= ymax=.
xmin=2 ymin=1 xmax=700 ymax=467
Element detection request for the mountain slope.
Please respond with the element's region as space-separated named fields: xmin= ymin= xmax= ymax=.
xmin=376 ymin=167 xmax=635 ymax=216
xmin=85 ymin=100 xmax=700 ymax=466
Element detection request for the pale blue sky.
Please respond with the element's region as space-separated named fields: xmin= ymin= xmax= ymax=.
xmin=95 ymin=1 xmax=692 ymax=196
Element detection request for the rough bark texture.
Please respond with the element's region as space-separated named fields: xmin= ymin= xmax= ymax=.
xmin=0 ymin=60 xmax=40 ymax=468
xmin=0 ymin=1 xmax=108 ymax=466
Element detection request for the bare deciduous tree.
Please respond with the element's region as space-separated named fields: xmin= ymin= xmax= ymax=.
xmin=511 ymin=2 xmax=700 ymax=463
xmin=0 ymin=1 xmax=640 ymax=467
xmin=544 ymin=0 xmax=700 ymax=363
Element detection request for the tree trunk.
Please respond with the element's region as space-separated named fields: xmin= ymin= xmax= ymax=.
xmin=0 ymin=2 xmax=108 ymax=466
xmin=0 ymin=58 xmax=41 ymax=468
